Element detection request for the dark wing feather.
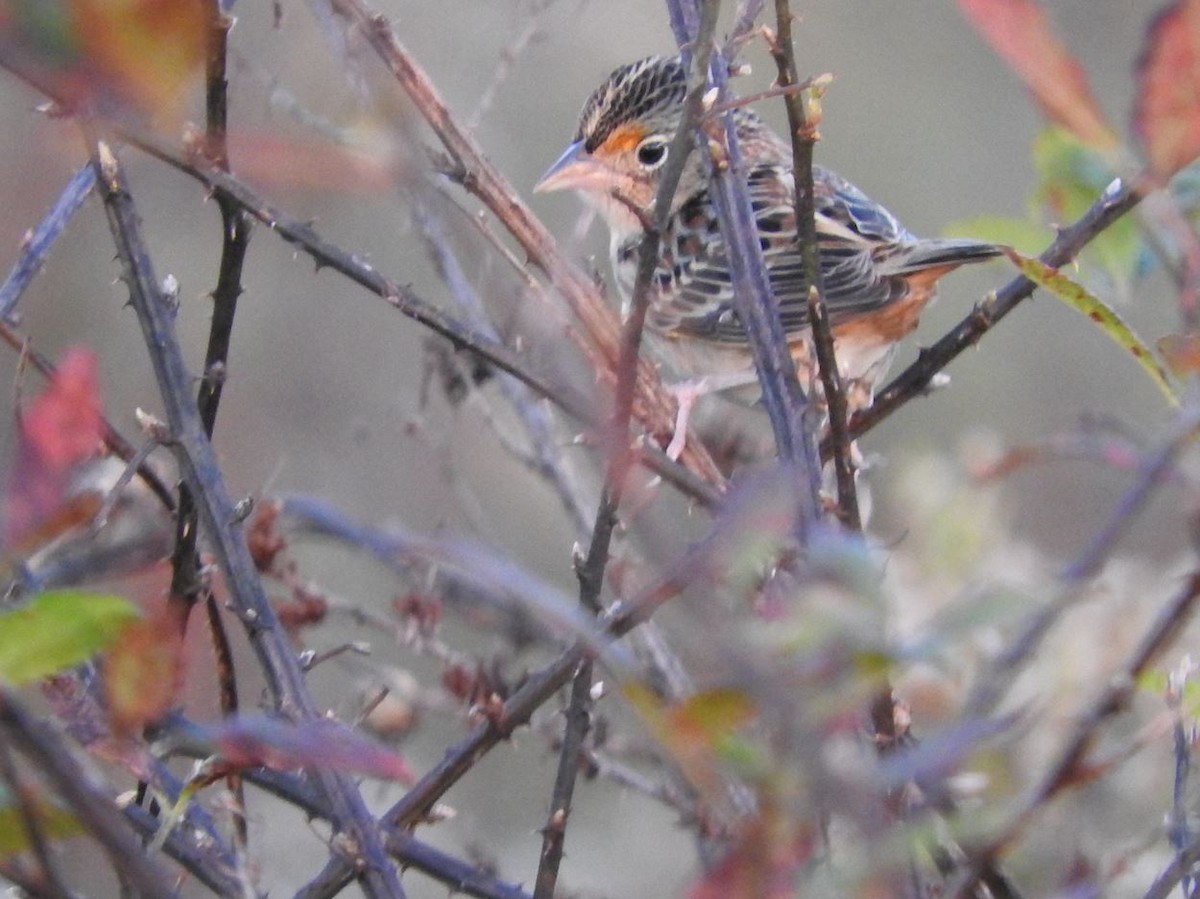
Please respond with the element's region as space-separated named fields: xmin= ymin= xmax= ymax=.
xmin=635 ymin=164 xmax=995 ymax=345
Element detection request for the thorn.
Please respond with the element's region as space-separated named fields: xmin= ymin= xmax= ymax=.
xmin=160 ymin=273 xmax=180 ymax=315
xmin=135 ymin=407 xmax=170 ymax=442
xmin=96 ymin=141 xmax=120 ymax=191
xmin=230 ymin=496 xmax=254 ymax=524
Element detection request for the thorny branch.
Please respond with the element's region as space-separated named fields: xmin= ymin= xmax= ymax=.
xmin=532 ymin=5 xmax=723 ymax=894
xmin=0 ymin=685 xmax=177 ymax=899
xmin=90 ymin=137 xmax=405 ymax=899
xmin=0 ymin=2 xmax=1178 ymax=897
xmin=328 ymin=0 xmax=727 ymax=486
xmin=0 ymin=166 xmax=94 ymax=323
xmin=674 ymin=0 xmax=825 ymax=530
xmin=0 ymin=728 xmax=74 ymax=898
xmin=841 ymin=175 xmax=1143 ymax=448
xmin=164 ymin=0 xmax=253 ymax=851
xmin=953 ymin=572 xmax=1200 ymax=898
xmin=119 ymin=129 xmax=722 ymax=509
xmin=766 ymin=0 xmax=860 ymax=530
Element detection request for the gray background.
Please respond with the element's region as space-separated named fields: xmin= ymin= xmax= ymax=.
xmin=0 ymin=1 xmax=1183 ymax=896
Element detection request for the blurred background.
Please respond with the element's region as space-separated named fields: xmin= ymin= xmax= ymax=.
xmin=0 ymin=1 xmax=1189 ymax=896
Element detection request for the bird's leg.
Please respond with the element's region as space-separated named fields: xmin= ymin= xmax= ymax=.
xmin=663 ymin=370 xmax=762 ymax=460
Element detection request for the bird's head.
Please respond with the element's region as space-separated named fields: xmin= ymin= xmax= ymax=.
xmin=535 ymin=56 xmax=705 ymax=236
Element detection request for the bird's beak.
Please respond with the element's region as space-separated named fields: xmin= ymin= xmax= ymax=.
xmin=534 ymin=140 xmax=595 ymax=194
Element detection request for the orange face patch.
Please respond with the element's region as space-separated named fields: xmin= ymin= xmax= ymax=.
xmin=596 ymin=123 xmax=648 ymax=158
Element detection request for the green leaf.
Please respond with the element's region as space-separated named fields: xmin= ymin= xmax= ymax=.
xmin=0 ymin=592 xmax=139 ymax=684
xmin=1032 ymin=128 xmax=1140 ymax=289
xmin=1004 ymin=249 xmax=1179 ymax=406
xmin=0 ymin=796 xmax=84 ymax=857
xmin=945 ymin=216 xmax=1053 ymax=258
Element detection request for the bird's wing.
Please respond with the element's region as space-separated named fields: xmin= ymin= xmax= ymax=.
xmin=646 ymin=165 xmax=911 ymax=344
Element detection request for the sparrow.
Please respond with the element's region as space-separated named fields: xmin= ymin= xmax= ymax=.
xmin=536 ymin=55 xmax=999 ymax=459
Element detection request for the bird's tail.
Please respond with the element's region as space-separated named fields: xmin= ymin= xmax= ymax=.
xmin=881 ymin=238 xmax=1003 ymax=277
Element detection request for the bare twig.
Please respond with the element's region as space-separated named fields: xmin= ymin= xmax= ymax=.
xmin=669 ymin=0 xmax=824 ymax=531
xmin=533 ymin=10 xmax=724 ymax=894
xmin=409 ymin=187 xmax=593 ymax=539
xmin=278 ymin=494 xmax=608 ymax=650
xmin=170 ymin=0 xmax=255 ymax=581
xmin=118 ymin=130 xmax=720 ymax=508
xmin=166 ymin=0 xmax=253 ymax=852
xmin=160 ymin=759 xmax=532 ymax=899
xmin=295 ymin=483 xmax=759 ymax=899
xmin=0 ymin=734 xmax=74 ymax=899
xmin=707 ymin=95 xmax=822 ymax=496
xmin=0 ymin=165 xmax=95 ymax=323
xmin=90 ymin=138 xmax=404 ymax=899
xmin=766 ymin=1 xmax=859 ymax=529
xmin=724 ymin=0 xmax=766 ymax=53
xmin=953 ymin=573 xmax=1200 ymax=898
xmin=0 ymin=685 xmax=177 ymax=899
xmin=1146 ymin=828 xmax=1200 ymax=899
xmin=531 ymin=654 xmax=594 ymax=899
xmin=325 ymin=0 xmax=725 ymax=485
xmin=842 ymin=175 xmax=1143 ymax=449
xmin=1168 ymin=659 xmax=1197 ymax=898
xmin=122 ymin=804 xmax=249 ymax=897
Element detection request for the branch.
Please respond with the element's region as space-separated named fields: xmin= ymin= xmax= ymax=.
xmin=842 ymin=175 xmax=1143 ymax=447
xmin=119 ymin=130 xmax=721 ymax=508
xmin=409 ymin=184 xmax=593 ymax=540
xmin=953 ymin=572 xmax=1200 ymax=898
xmin=0 ymin=165 xmax=95 ymax=323
xmin=326 ymin=0 xmax=726 ymax=485
xmin=708 ymin=71 xmax=822 ymax=505
xmin=89 ymin=138 xmax=405 ymax=899
xmin=533 ymin=9 xmax=725 ymax=894
xmin=766 ymin=2 xmax=860 ymax=529
xmin=122 ymin=804 xmax=248 ymax=897
xmin=165 ymin=0 xmax=253 ymax=851
xmin=0 ymin=732 xmax=74 ymax=898
xmin=667 ymin=0 xmax=824 ymax=532
xmin=0 ymin=685 xmax=177 ymax=899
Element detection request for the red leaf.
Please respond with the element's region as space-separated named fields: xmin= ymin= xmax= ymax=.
xmin=958 ymin=0 xmax=1116 ymax=150
xmin=5 ymin=348 xmax=104 ymax=548
xmin=688 ymin=816 xmax=814 ymax=899
xmin=74 ymin=0 xmax=207 ymax=119
xmin=1136 ymin=0 xmax=1200 ymax=179
xmin=103 ymin=603 xmax=185 ymax=735
xmin=0 ymin=0 xmax=206 ymax=121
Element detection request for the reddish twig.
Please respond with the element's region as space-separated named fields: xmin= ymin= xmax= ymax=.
xmin=327 ymin=0 xmax=725 ymax=486
xmin=117 ymin=129 xmax=721 ymax=508
xmin=766 ymin=3 xmax=859 ymax=529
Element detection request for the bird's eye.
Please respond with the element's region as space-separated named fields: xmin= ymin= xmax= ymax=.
xmin=636 ymin=138 xmax=668 ymax=169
